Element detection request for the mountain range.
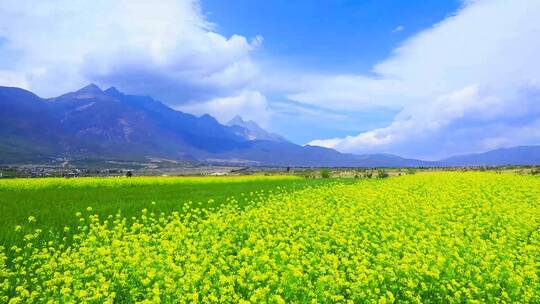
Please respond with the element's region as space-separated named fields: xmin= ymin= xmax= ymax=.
xmin=227 ymin=115 xmax=288 ymax=143
xmin=0 ymin=84 xmax=539 ymax=167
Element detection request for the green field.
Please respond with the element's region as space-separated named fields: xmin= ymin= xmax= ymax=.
xmin=0 ymin=175 xmax=333 ymax=246
xmin=2 ymin=172 xmax=540 ymax=303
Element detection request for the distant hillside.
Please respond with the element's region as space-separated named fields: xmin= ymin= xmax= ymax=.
xmin=0 ymin=85 xmax=428 ymax=167
xmin=1 ymin=84 xmax=539 ymax=167
xmin=440 ymin=146 xmax=540 ymax=166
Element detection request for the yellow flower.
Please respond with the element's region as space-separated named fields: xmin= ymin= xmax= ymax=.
xmin=2 ymin=172 xmax=540 ymax=303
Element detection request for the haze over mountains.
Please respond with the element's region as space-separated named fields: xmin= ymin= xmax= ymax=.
xmin=0 ymin=84 xmax=539 ymax=167
xmin=227 ymin=115 xmax=288 ymax=143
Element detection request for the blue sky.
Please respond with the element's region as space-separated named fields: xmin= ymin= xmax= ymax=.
xmin=1 ymin=0 xmax=540 ymax=159
xmin=203 ymin=0 xmax=460 ymax=73
xmin=200 ymin=0 xmax=461 ymax=142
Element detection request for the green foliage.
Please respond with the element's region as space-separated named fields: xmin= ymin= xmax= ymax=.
xmin=2 ymin=173 xmax=540 ymax=302
xmin=0 ymin=175 xmax=328 ymax=246
xmin=407 ymin=168 xmax=417 ymax=175
xmin=320 ymin=168 xmax=331 ymax=178
xmin=377 ymin=169 xmax=389 ymax=178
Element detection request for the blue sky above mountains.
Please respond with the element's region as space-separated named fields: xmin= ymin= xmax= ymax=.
xmin=0 ymin=0 xmax=539 ymax=159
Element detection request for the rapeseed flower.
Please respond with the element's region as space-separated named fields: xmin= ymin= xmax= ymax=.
xmin=1 ymin=172 xmax=539 ymax=303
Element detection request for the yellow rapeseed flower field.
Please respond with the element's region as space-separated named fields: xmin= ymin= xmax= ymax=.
xmin=1 ymin=172 xmax=539 ymax=303
xmin=0 ymin=175 xmax=300 ymax=190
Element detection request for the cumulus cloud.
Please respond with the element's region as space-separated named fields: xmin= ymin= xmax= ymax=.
xmin=0 ymin=0 xmax=261 ymax=104
xmin=307 ymin=0 xmax=540 ymax=158
xmin=2 ymin=0 xmax=540 ymax=157
xmin=176 ymin=90 xmax=271 ymax=127
xmin=311 ymin=84 xmax=540 ymax=159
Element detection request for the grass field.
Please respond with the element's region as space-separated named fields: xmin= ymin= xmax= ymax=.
xmin=2 ymin=172 xmax=540 ymax=303
xmin=0 ymin=175 xmax=334 ymax=246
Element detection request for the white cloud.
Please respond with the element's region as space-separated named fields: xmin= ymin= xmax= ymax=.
xmin=3 ymin=0 xmax=540 ymax=157
xmin=0 ymin=71 xmax=29 ymax=89
xmin=392 ymin=25 xmax=404 ymax=33
xmin=271 ymin=102 xmax=350 ymax=122
xmin=307 ymin=0 xmax=540 ymax=158
xmin=176 ymin=90 xmax=271 ymax=127
xmin=286 ymin=74 xmax=409 ymax=111
xmin=310 ymin=84 xmax=540 ymax=158
xmin=0 ymin=0 xmax=260 ymax=103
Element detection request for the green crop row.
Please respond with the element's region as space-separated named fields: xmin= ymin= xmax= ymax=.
xmin=1 ymin=172 xmax=539 ymax=303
